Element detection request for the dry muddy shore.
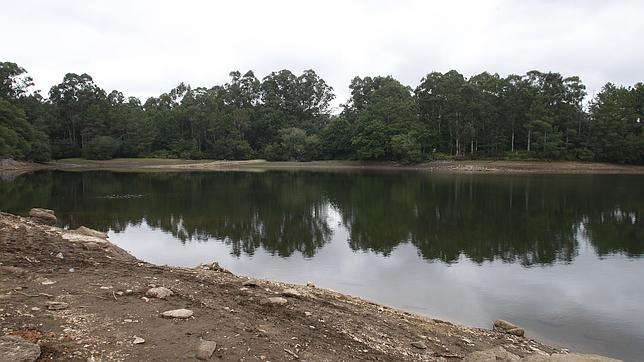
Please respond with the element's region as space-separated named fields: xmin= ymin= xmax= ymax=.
xmin=3 ymin=158 xmax=644 ymax=175
xmin=0 ymin=211 xmax=621 ymax=361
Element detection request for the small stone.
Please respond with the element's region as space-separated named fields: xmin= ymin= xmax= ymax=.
xmin=0 ymin=335 xmax=41 ymax=362
xmin=493 ymin=319 xmax=525 ymax=337
xmin=463 ymin=346 xmax=520 ymax=362
xmin=242 ymin=279 xmax=260 ymax=287
xmin=124 ymin=319 xmax=133 ymax=323
xmin=30 ymin=307 xmax=41 ymax=311
xmin=146 ymin=287 xmax=173 ymax=299
xmin=41 ymin=279 xmax=56 ymax=285
xmin=82 ymin=242 xmax=101 ymax=251
xmin=68 ymin=268 xmax=75 ymax=273
xmin=196 ymin=340 xmax=217 ymax=360
xmin=304 ymin=311 xmax=313 ymax=316
xmin=281 ymin=288 xmax=302 ymax=298
xmin=141 ymin=297 xmax=149 ymax=302
xmin=99 ymin=286 xmax=112 ymax=290
xmin=259 ymin=297 xmax=288 ymax=306
xmin=411 ymin=341 xmax=427 ymax=349
xmin=55 ymin=252 xmax=64 ymax=259
xmin=46 ymin=301 xmax=69 ymax=310
xmin=133 ymin=336 xmax=145 ymax=344
xmin=161 ymin=309 xmax=193 ymax=319
xmin=116 ymin=291 xmax=124 ymax=296
xmin=125 ymin=289 xmax=133 ymax=295
xmin=306 ymin=281 xmax=315 ymax=287
xmin=75 ymin=226 xmax=108 ymax=239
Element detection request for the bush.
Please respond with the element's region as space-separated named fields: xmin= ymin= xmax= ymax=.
xmin=84 ymin=136 xmax=120 ymax=160
xmin=430 ymin=152 xmax=455 ymax=161
xmin=391 ymin=133 xmax=422 ymax=164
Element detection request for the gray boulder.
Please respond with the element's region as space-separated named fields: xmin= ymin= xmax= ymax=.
xmin=28 ymin=208 xmax=57 ymax=225
xmin=0 ymin=335 xmax=41 ymax=362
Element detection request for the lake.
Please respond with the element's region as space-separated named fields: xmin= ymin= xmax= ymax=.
xmin=1 ymin=170 xmax=642 ymax=361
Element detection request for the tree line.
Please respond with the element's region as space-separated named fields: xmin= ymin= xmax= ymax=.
xmin=1 ymin=61 xmax=642 ymax=164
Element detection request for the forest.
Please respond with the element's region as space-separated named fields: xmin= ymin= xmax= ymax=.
xmin=1 ymin=61 xmax=642 ymax=164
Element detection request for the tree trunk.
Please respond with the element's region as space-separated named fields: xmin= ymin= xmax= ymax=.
xmin=527 ymin=130 xmax=531 ymax=152
xmin=511 ymin=129 xmax=515 ymax=152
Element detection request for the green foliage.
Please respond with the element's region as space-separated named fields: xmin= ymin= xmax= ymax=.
xmin=0 ymin=60 xmax=641 ymax=164
xmin=84 ymin=136 xmax=120 ymax=160
xmin=391 ymin=133 xmax=423 ymax=164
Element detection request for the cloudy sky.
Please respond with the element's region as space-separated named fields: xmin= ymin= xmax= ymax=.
xmin=2 ymin=0 xmax=643 ymax=109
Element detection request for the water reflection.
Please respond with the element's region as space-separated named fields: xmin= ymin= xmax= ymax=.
xmin=0 ymin=171 xmax=642 ymax=263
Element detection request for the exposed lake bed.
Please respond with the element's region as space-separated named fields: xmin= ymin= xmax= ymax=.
xmin=1 ymin=168 xmax=642 ymax=360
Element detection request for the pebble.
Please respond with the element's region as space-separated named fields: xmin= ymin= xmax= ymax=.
xmin=68 ymin=268 xmax=75 ymax=273
xmin=306 ymin=281 xmax=315 ymax=287
xmin=55 ymin=252 xmax=64 ymax=259
xmin=304 ymin=311 xmax=313 ymax=316
xmin=146 ymin=287 xmax=173 ymax=299
xmin=141 ymin=297 xmax=149 ymax=302
xmin=161 ymin=309 xmax=194 ymax=319
xmin=133 ymin=336 xmax=145 ymax=345
xmin=31 ymin=307 xmax=41 ymax=311
xmin=259 ymin=297 xmax=288 ymax=306
xmin=196 ymin=340 xmax=217 ymax=360
xmin=125 ymin=289 xmax=133 ymax=295
xmin=41 ymin=280 xmax=56 ymax=285
xmin=411 ymin=341 xmax=427 ymax=349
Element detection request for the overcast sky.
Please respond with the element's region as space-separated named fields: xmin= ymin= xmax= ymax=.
xmin=2 ymin=0 xmax=643 ymax=109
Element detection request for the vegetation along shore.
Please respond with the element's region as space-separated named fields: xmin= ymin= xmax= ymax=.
xmin=1 ymin=61 xmax=642 ymax=166
xmin=0 ymin=209 xmax=621 ymax=361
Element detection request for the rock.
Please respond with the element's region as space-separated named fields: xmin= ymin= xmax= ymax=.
xmin=55 ymin=252 xmax=64 ymax=259
xmin=68 ymin=268 xmax=75 ymax=272
xmin=0 ymin=335 xmax=41 ymax=362
xmin=306 ymin=281 xmax=315 ymax=287
xmin=146 ymin=287 xmax=173 ymax=299
xmin=281 ymin=288 xmax=302 ymax=298
xmin=75 ymin=226 xmax=108 ymax=239
xmin=161 ymin=309 xmax=193 ymax=319
xmin=304 ymin=311 xmax=313 ymax=316
xmin=28 ymin=208 xmax=57 ymax=225
xmin=133 ymin=336 xmax=145 ymax=345
xmin=196 ymin=340 xmax=217 ymax=360
xmin=463 ymin=346 xmax=520 ymax=362
xmin=46 ymin=301 xmax=69 ymax=310
xmin=259 ymin=297 xmax=288 ymax=306
xmin=0 ymin=266 xmax=28 ymax=275
xmin=493 ymin=319 xmax=525 ymax=337
xmin=242 ymin=279 xmax=260 ymax=287
xmin=82 ymin=242 xmax=101 ymax=251
xmin=411 ymin=341 xmax=427 ymax=349
xmin=521 ymin=353 xmax=621 ymax=362
xmin=40 ymin=279 xmax=56 ymax=285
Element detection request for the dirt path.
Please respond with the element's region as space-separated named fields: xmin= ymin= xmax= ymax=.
xmin=0 ymin=211 xmax=622 ymax=361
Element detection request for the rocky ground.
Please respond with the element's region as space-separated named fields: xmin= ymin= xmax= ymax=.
xmin=0 ymin=210 xmax=621 ymax=361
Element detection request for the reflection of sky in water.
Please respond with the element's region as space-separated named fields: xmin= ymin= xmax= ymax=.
xmin=109 ymin=206 xmax=644 ymax=361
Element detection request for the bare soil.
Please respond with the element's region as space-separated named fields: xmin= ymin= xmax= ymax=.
xmin=0 ymin=211 xmax=570 ymax=361
xmin=14 ymin=158 xmax=644 ymax=174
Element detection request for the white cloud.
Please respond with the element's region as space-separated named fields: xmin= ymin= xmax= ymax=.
xmin=2 ymin=0 xmax=642 ymax=106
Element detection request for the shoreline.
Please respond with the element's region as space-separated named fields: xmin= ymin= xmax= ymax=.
xmin=2 ymin=158 xmax=644 ymax=174
xmin=0 ymin=210 xmax=621 ymax=361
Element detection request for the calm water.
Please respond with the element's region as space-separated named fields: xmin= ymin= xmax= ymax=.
xmin=1 ymin=170 xmax=643 ymax=361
